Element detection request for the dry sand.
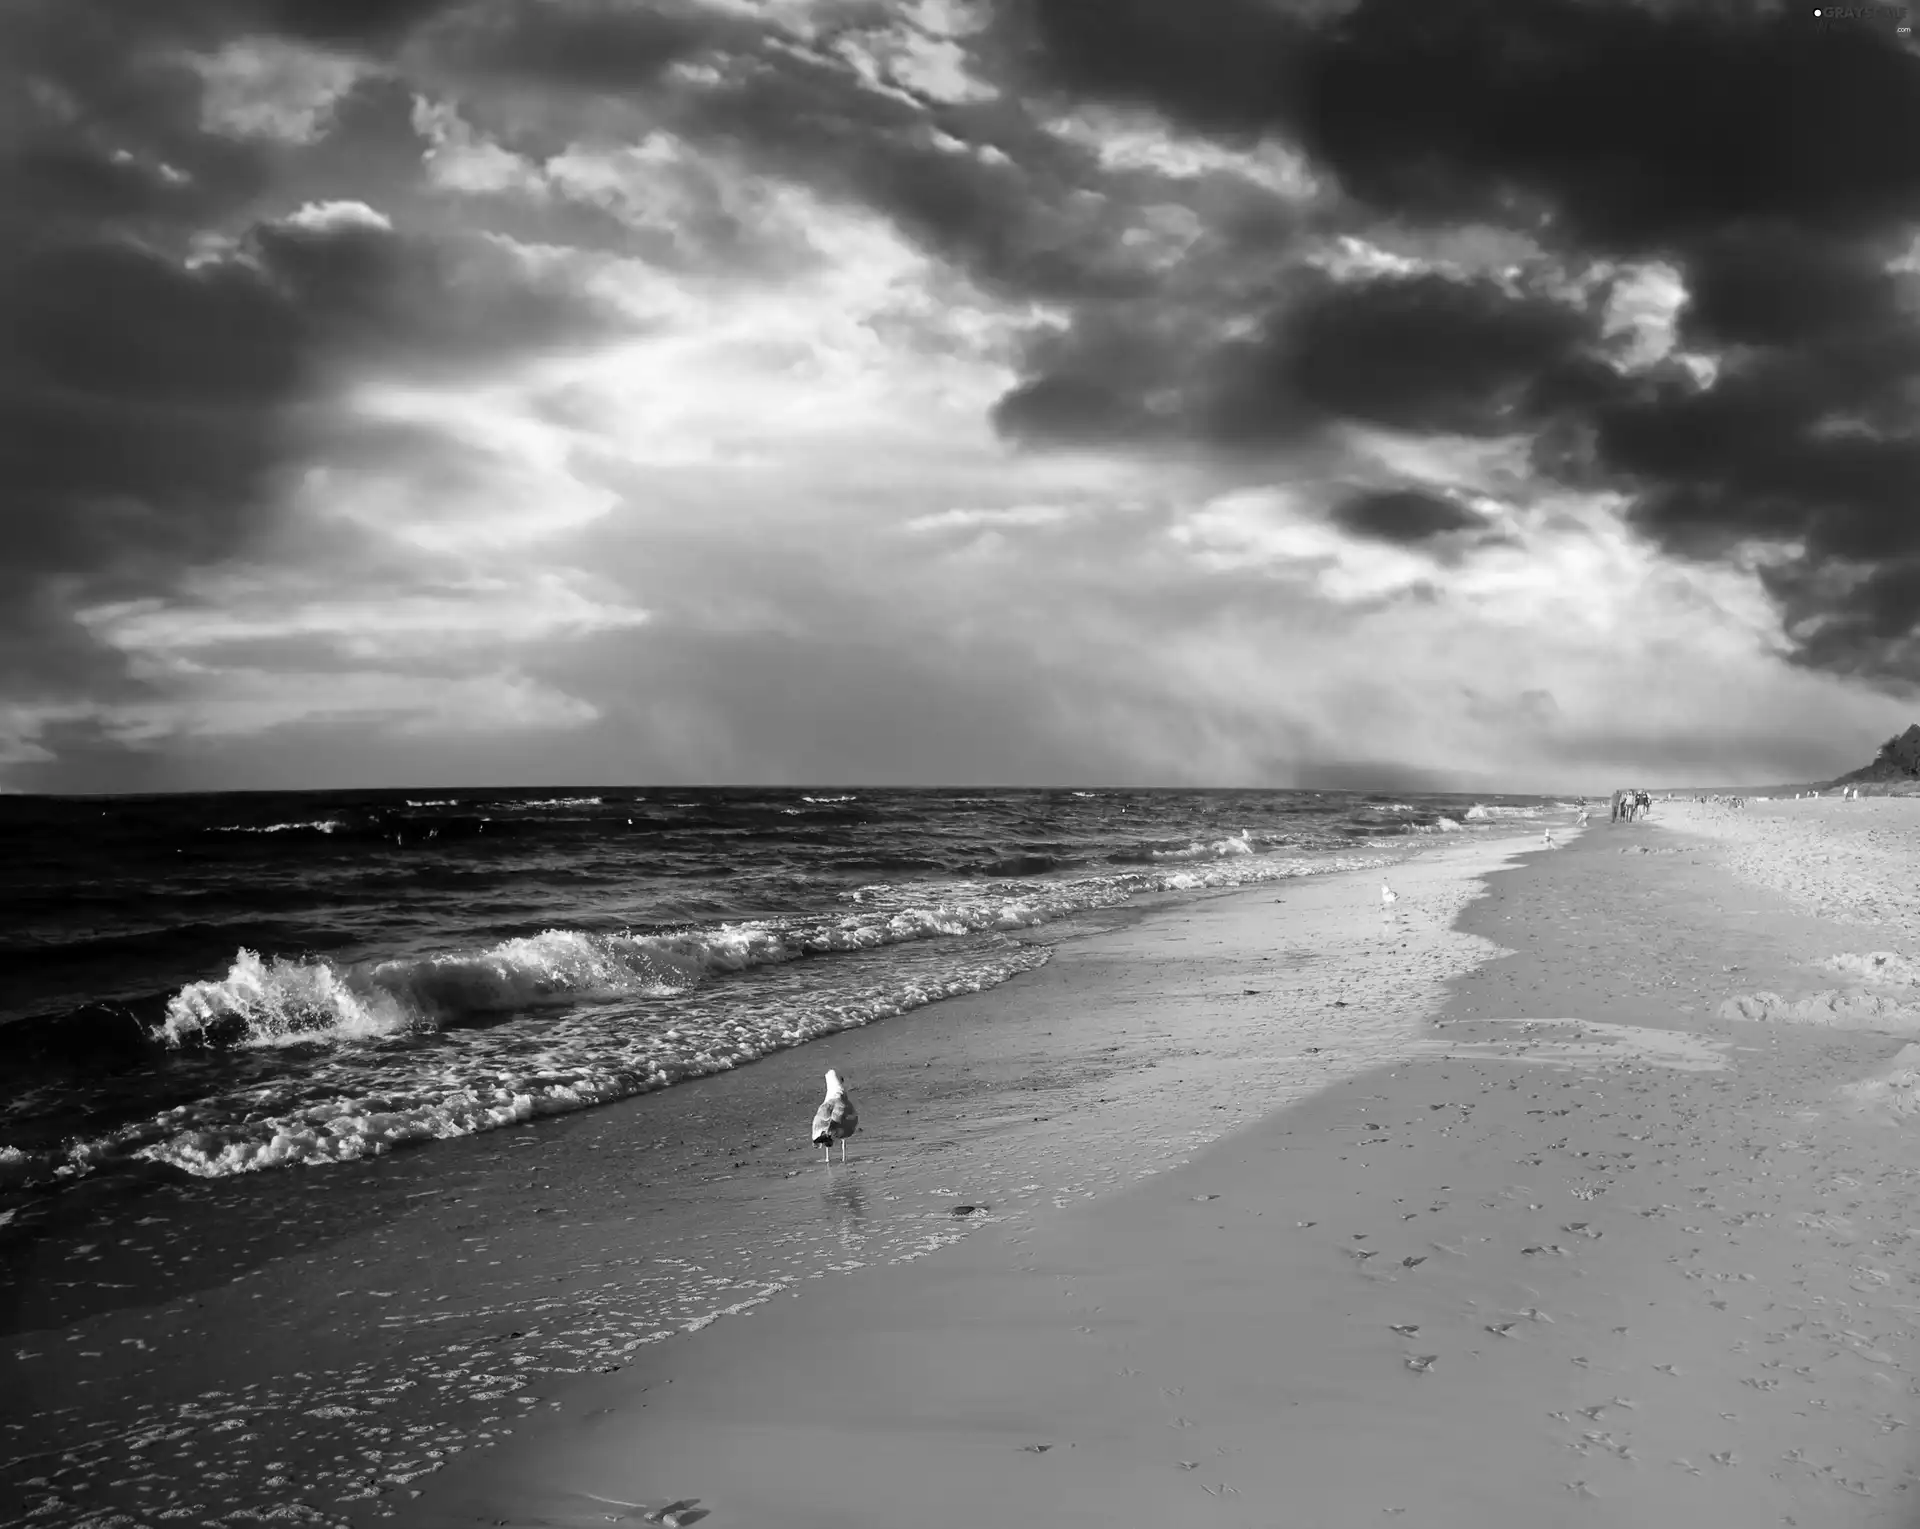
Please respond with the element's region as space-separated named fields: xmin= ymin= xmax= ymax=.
xmin=398 ymin=806 xmax=1920 ymax=1529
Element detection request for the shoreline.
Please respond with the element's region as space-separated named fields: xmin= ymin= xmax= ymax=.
xmin=402 ymin=809 xmax=1920 ymax=1528
xmin=4 ymin=826 xmax=1540 ymax=1527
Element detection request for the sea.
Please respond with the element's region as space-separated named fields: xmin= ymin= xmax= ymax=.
xmin=1 ymin=785 xmax=1559 ymax=1527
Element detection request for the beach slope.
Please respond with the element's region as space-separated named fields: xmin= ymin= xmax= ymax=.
xmin=405 ymin=811 xmax=1920 ymax=1528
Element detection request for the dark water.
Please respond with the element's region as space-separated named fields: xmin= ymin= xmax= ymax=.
xmin=0 ymin=786 xmax=1557 ymax=1206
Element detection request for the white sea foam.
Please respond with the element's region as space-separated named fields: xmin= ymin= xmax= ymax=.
xmin=13 ymin=845 xmax=1398 ymax=1192
xmin=1151 ymin=831 xmax=1256 ymax=861
xmin=210 ymin=819 xmax=345 ymax=835
xmin=0 ymin=1144 xmax=28 ymax=1189
xmin=801 ymin=793 xmax=857 ymax=803
xmin=124 ymin=949 xmax=1055 ymax=1179
xmin=1464 ymin=803 xmax=1549 ymax=822
xmin=159 ymin=931 xmax=697 ymax=1049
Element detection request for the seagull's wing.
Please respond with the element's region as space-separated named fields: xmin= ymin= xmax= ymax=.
xmin=811 ymin=1093 xmax=835 ymax=1144
xmin=834 ymin=1092 xmax=858 ymax=1137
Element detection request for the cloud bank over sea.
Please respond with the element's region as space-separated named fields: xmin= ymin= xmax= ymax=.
xmin=3 ymin=0 xmax=1917 ymax=790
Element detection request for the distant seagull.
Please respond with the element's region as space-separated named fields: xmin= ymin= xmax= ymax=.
xmin=1542 ymin=829 xmax=1554 ymax=849
xmin=812 ymin=1069 xmax=858 ymax=1164
xmin=1381 ymin=879 xmax=1398 ymax=914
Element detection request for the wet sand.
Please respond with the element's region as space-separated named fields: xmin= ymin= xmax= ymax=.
xmin=5 ymin=834 xmax=1520 ymax=1526
xmin=403 ymin=806 xmax=1920 ymax=1528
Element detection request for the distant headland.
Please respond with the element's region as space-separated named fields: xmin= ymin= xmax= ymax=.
xmin=1830 ymin=723 xmax=1920 ymax=791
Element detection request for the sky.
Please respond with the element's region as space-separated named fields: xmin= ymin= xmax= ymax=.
xmin=5 ymin=0 xmax=1920 ymax=794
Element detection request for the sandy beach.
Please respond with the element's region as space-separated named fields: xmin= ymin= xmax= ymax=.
xmin=397 ymin=799 xmax=1920 ymax=1529
xmin=2 ymin=827 xmax=1517 ymax=1525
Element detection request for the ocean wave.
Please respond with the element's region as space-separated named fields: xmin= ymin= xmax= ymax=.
xmin=801 ymin=794 xmax=857 ymax=804
xmin=6 ymin=824 xmax=1412 ymax=1194
xmin=210 ymin=820 xmax=346 ymax=835
xmin=1463 ymin=803 xmax=1543 ymax=821
xmin=504 ymin=796 xmax=603 ymax=809
xmin=1145 ymin=832 xmax=1257 ymax=861
xmin=404 ymin=799 xmax=459 ymax=807
xmin=159 ymin=931 xmax=699 ymax=1049
xmin=11 ymin=947 xmax=1053 ymax=1185
xmin=157 ymin=842 xmax=1396 ymax=1057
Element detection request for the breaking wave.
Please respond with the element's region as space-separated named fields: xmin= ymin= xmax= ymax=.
xmin=211 ymin=820 xmax=346 ymax=835
xmin=159 ymin=849 xmax=1392 ymax=1053
xmin=15 ymin=946 xmax=1053 ymax=1185
xmin=159 ymin=931 xmax=699 ymax=1049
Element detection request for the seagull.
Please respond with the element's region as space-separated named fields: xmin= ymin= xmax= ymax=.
xmin=1542 ymin=829 xmax=1554 ymax=849
xmin=1380 ymin=879 xmax=1398 ymax=914
xmin=812 ymin=1069 xmax=858 ymax=1164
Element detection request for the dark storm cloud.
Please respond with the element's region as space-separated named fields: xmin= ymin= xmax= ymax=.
xmin=1760 ymin=559 xmax=1920 ymax=681
xmin=230 ymin=0 xmax=463 ymax=45
xmin=1330 ymin=489 xmax=1489 ymax=544
xmin=999 ymin=0 xmax=1920 ymax=682
xmin=1010 ymin=0 xmax=1920 ymax=247
xmin=994 ymin=267 xmax=1605 ymax=448
xmin=410 ymin=0 xmax=1164 ymax=302
xmin=666 ymin=43 xmax=1151 ymax=303
xmin=248 ymin=211 xmax=621 ymax=373
xmin=1249 ymin=270 xmax=1595 ymax=439
xmin=427 ymin=0 xmax=744 ymax=91
xmin=0 ymin=0 xmax=625 ymax=706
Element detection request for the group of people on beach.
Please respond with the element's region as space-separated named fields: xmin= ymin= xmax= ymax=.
xmin=1608 ymin=788 xmax=1652 ymax=823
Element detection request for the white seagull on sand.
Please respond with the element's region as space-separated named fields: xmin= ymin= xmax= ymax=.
xmin=1380 ymin=879 xmax=1398 ymax=913
xmin=812 ymin=1069 xmax=858 ymax=1164
xmin=1542 ymin=829 xmax=1554 ymax=848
